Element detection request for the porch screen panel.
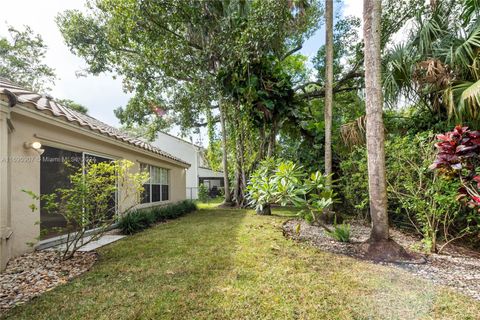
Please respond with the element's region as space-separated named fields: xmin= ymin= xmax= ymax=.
xmin=84 ymin=154 xmax=116 ymax=220
xmin=40 ymin=146 xmax=82 ymax=239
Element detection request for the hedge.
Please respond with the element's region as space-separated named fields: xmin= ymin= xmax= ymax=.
xmin=118 ymin=200 xmax=197 ymax=235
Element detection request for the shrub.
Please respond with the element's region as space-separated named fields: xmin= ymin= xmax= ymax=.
xmin=325 ymin=223 xmax=351 ymax=242
xmin=118 ymin=210 xmax=151 ymax=235
xmin=338 ymin=147 xmax=369 ymax=218
xmin=247 ymin=158 xmax=337 ymax=236
xmin=118 ymin=200 xmax=197 ymax=235
xmin=198 ymin=183 xmax=209 ymax=203
xmin=339 ymin=131 xmax=479 ymax=253
xmin=246 ymin=158 xmax=278 ymax=215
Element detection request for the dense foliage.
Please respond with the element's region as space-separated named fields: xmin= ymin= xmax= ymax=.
xmin=118 ymin=200 xmax=197 ymax=235
xmin=340 ymin=132 xmax=479 ymax=252
xmin=0 ymin=25 xmax=56 ymax=92
xmin=198 ymin=184 xmax=209 ymax=203
xmin=247 ymin=158 xmax=334 ymax=222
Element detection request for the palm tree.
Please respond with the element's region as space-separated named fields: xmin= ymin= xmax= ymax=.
xmin=324 ymin=0 xmax=333 ymax=187
xmin=363 ymin=0 xmax=389 ymax=242
xmin=363 ymin=0 xmax=413 ymax=262
xmin=384 ymin=0 xmax=480 ymax=123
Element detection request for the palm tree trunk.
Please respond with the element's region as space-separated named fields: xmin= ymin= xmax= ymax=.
xmin=363 ymin=0 xmax=389 ymax=241
xmin=324 ymin=0 xmax=333 ymax=185
xmin=219 ymin=100 xmax=232 ymax=204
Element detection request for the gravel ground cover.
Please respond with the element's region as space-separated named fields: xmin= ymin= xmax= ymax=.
xmin=283 ymin=219 xmax=480 ymax=300
xmin=0 ymin=251 xmax=97 ymax=314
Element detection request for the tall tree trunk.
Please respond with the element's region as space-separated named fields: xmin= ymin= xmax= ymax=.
xmin=266 ymin=119 xmax=278 ymax=158
xmin=363 ymin=0 xmax=389 ymax=241
xmin=219 ymin=101 xmax=232 ymax=205
xmin=324 ymin=0 xmax=333 ymax=185
xmin=257 ymin=124 xmax=267 ymax=162
xmin=232 ymin=104 xmax=246 ymax=207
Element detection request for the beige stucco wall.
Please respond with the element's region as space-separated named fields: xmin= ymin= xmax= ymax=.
xmin=5 ymin=104 xmax=187 ymax=261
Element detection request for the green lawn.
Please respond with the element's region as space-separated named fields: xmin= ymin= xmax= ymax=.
xmin=4 ymin=205 xmax=480 ymax=320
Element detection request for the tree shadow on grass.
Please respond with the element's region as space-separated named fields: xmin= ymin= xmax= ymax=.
xmin=5 ymin=208 xmax=479 ymax=319
xmin=3 ymin=209 xmax=249 ymax=320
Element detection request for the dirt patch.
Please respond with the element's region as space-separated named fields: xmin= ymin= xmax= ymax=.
xmin=0 ymin=251 xmax=97 ymax=314
xmin=283 ymin=219 xmax=480 ymax=300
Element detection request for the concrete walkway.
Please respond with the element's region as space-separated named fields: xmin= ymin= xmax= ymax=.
xmin=46 ymin=234 xmax=126 ymax=252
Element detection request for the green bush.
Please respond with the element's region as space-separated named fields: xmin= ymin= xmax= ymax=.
xmin=198 ymin=183 xmax=209 ymax=203
xmin=339 ymin=132 xmax=477 ymax=252
xmin=118 ymin=210 xmax=154 ymax=235
xmin=338 ymin=147 xmax=369 ymax=218
xmin=118 ymin=200 xmax=197 ymax=235
xmin=325 ymin=223 xmax=351 ymax=242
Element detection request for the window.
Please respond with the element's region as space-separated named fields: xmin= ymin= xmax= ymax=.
xmin=40 ymin=146 xmax=83 ymax=239
xmin=141 ymin=164 xmax=169 ymax=203
xmin=40 ymin=147 xmax=119 ymax=240
xmin=84 ymin=153 xmax=117 ymax=220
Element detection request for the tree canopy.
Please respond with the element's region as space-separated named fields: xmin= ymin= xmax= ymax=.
xmin=0 ymin=25 xmax=56 ymax=92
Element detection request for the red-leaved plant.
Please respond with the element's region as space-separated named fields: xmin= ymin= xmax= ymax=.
xmin=430 ymin=125 xmax=480 ymax=209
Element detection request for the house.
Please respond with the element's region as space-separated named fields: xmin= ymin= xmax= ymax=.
xmin=152 ymin=132 xmax=224 ymax=199
xmin=0 ymin=78 xmax=189 ymax=270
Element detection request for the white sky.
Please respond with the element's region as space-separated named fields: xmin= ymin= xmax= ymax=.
xmin=0 ymin=0 xmax=130 ymax=127
xmin=0 ymin=0 xmax=363 ymax=137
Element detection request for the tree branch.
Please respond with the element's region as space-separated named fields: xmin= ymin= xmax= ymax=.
xmin=297 ymin=86 xmax=362 ymax=100
xmin=281 ymin=45 xmax=303 ymax=61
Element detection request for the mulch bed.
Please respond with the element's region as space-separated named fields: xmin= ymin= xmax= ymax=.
xmin=0 ymin=251 xmax=97 ymax=314
xmin=283 ymin=219 xmax=480 ymax=301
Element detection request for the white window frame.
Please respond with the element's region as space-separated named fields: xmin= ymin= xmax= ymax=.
xmin=140 ymin=163 xmax=170 ymax=203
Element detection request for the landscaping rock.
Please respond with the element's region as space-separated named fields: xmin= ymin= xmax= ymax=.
xmin=283 ymin=219 xmax=480 ymax=301
xmin=0 ymin=251 xmax=97 ymax=314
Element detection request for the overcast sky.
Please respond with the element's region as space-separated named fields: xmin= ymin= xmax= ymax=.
xmin=0 ymin=0 xmax=362 ymax=137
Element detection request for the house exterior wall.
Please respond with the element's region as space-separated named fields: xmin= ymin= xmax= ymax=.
xmin=198 ymin=167 xmax=224 ymax=179
xmin=153 ymin=133 xmax=199 ymax=199
xmin=1 ymin=102 xmax=187 ymax=267
xmin=152 ymin=133 xmax=224 ymax=199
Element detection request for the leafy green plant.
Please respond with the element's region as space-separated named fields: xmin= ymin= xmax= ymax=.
xmin=198 ymin=183 xmax=209 ymax=203
xmin=325 ymin=223 xmax=351 ymax=243
xmin=246 ymin=158 xmax=279 ymax=215
xmin=247 ymin=158 xmax=340 ymax=239
xmin=118 ymin=200 xmax=197 ymax=235
xmin=341 ymin=132 xmax=479 ymax=253
xmin=118 ymin=210 xmax=153 ymax=235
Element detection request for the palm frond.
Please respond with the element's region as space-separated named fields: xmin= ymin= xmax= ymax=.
xmin=340 ymin=115 xmax=366 ymax=149
xmin=461 ymin=0 xmax=480 ymax=27
xmin=458 ymin=25 xmax=480 ymax=63
xmin=443 ymin=80 xmax=480 ymax=120
xmin=459 ymin=79 xmax=480 ymax=119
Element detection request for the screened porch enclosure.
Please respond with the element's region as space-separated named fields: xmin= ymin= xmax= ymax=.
xmin=40 ymin=146 xmax=117 ymax=240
